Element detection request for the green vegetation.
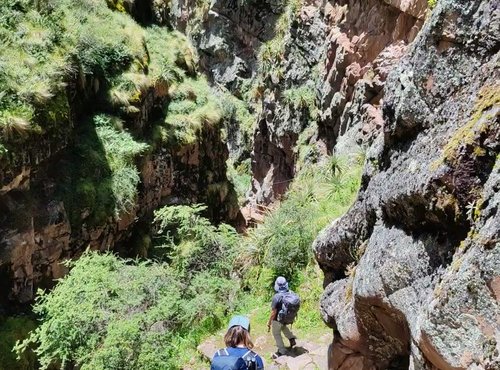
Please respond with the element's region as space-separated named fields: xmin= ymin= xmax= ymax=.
xmin=0 ymin=0 xmax=148 ymax=148
xmin=242 ymin=156 xmax=362 ymax=282
xmin=283 ymin=85 xmax=318 ymax=120
xmin=153 ymin=204 xmax=239 ymax=273
xmin=256 ymin=0 xmax=303 ymax=78
xmin=107 ymin=25 xmax=196 ymax=116
xmin=427 ymin=0 xmax=437 ymax=9
xmin=0 ymin=316 xmax=37 ymax=370
xmin=221 ymin=92 xmax=255 ymax=145
xmin=162 ymin=77 xmax=224 ymax=145
xmin=250 ymin=0 xmax=321 ymax=126
xmin=227 ymin=158 xmax=252 ymax=203
xmin=0 ymin=0 xmax=233 ymax=227
xmin=0 ymin=0 xmax=208 ymax=156
xmin=16 ymin=202 xmax=241 ymax=370
xmin=15 ymin=156 xmax=362 ymax=368
xmin=58 ymin=114 xmax=148 ymax=226
xmin=15 ymin=253 xmax=220 ymax=370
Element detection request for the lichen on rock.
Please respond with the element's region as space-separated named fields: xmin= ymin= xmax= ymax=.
xmin=314 ymin=0 xmax=500 ymax=368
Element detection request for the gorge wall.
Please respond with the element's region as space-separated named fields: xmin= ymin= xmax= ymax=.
xmin=169 ymin=0 xmax=428 ymax=204
xmin=0 ymin=2 xmax=241 ymax=306
xmin=167 ymin=1 xmax=499 ymax=368
xmin=314 ymin=0 xmax=500 ymax=369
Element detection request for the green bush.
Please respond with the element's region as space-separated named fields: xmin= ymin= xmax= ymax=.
xmin=255 ymin=0 xmax=303 ymax=77
xmin=0 ymin=0 xmax=200 ymax=150
xmin=283 ymin=85 xmax=318 ymax=120
xmin=15 ymin=201 xmax=244 ymax=370
xmin=242 ymin=156 xmax=362 ymax=282
xmin=59 ymin=114 xmax=147 ymax=226
xmin=0 ymin=0 xmax=147 ymax=141
xmin=162 ymin=77 xmax=225 ymax=145
xmin=153 ymin=204 xmax=239 ymax=274
xmin=16 ymin=253 xmax=180 ymax=370
xmin=227 ymin=159 xmax=252 ymax=204
xmin=16 ymin=250 xmax=240 ymax=370
xmin=0 ymin=316 xmax=37 ymax=370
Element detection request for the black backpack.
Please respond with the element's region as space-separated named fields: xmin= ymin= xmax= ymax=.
xmin=277 ymin=291 xmax=301 ymax=325
xmin=211 ymin=348 xmax=257 ymax=370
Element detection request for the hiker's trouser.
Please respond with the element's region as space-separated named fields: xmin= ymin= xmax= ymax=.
xmin=271 ymin=320 xmax=296 ymax=354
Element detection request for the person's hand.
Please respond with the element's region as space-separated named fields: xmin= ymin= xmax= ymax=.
xmin=267 ymin=323 xmax=271 ymax=333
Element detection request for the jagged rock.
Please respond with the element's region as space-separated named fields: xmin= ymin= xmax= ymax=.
xmin=318 ymin=0 xmax=426 ymax=157
xmin=315 ymin=0 xmax=499 ymax=368
xmin=166 ymin=0 xmax=427 ymax=205
xmin=418 ymin=166 xmax=500 ymax=370
xmin=249 ymin=0 xmax=425 ymax=204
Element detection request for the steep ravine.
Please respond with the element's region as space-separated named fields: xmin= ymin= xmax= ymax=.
xmin=168 ymin=0 xmax=428 ymax=205
xmin=0 ymin=0 xmax=428 ymax=306
xmin=0 ymin=2 xmax=242 ymax=306
xmin=0 ymin=0 xmax=499 ymax=369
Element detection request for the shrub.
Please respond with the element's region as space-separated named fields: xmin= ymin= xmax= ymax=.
xmin=16 ymin=253 xmax=185 ymax=370
xmin=282 ymin=85 xmax=318 ymax=120
xmin=0 ymin=316 xmax=37 ymax=370
xmin=16 ymin=241 xmax=240 ymax=369
xmin=58 ymin=114 xmax=147 ymax=226
xmin=227 ymin=159 xmax=252 ymax=203
xmin=256 ymin=0 xmax=303 ymax=77
xmin=153 ymin=204 xmax=239 ymax=274
xmin=162 ymin=77 xmax=225 ymax=145
xmin=242 ymin=156 xmax=362 ymax=281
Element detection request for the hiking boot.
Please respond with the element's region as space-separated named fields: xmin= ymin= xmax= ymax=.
xmin=289 ymin=338 xmax=296 ymax=347
xmin=271 ymin=351 xmax=284 ymax=360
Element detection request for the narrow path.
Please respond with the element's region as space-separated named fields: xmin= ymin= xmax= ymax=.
xmin=193 ymin=307 xmax=332 ymax=369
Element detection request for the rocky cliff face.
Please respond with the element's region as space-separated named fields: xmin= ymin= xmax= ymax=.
xmin=0 ymin=3 xmax=241 ymax=305
xmin=314 ymin=0 xmax=500 ymax=369
xmin=0 ymin=97 xmax=238 ymax=306
xmin=171 ymin=0 xmax=428 ymax=204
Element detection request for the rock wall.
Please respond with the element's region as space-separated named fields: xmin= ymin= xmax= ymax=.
xmin=314 ymin=0 xmax=499 ymax=369
xmin=167 ymin=0 xmax=427 ymax=205
xmin=0 ymin=69 xmax=239 ymax=307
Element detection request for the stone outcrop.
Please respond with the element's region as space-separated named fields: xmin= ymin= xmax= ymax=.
xmin=0 ymin=115 xmax=238 ymax=305
xmin=318 ymin=0 xmax=426 ymax=154
xmin=314 ymin=0 xmax=499 ymax=369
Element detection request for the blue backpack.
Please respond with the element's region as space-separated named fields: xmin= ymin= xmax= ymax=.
xmin=211 ymin=348 xmax=257 ymax=370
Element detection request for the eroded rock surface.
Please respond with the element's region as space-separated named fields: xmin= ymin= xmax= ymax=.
xmin=249 ymin=0 xmax=427 ymax=204
xmin=167 ymin=0 xmax=427 ymax=205
xmin=314 ymin=0 xmax=499 ymax=369
xmin=0 ymin=59 xmax=240 ymax=306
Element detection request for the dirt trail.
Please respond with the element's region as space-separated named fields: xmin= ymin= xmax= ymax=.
xmin=195 ymin=310 xmax=332 ymax=369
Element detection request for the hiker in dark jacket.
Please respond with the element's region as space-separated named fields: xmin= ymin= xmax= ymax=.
xmin=211 ymin=315 xmax=264 ymax=370
xmin=267 ymin=276 xmax=299 ymax=359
